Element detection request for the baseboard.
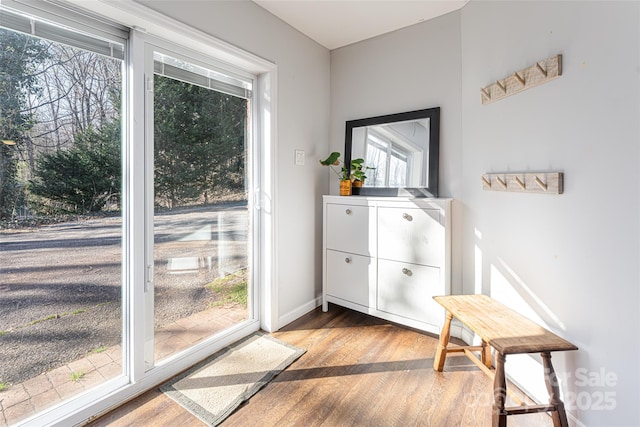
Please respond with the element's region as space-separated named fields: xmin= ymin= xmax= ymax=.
xmin=450 ymin=320 xmax=475 ymax=345
xmin=460 ymin=323 xmax=476 ymax=345
xmin=277 ymin=297 xmax=321 ymax=329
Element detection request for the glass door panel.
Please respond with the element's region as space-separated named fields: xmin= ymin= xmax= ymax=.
xmin=0 ymin=26 xmax=124 ymax=424
xmin=149 ymin=53 xmax=252 ymax=364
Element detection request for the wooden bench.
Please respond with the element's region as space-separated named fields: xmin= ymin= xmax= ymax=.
xmin=433 ymin=294 xmax=578 ymax=427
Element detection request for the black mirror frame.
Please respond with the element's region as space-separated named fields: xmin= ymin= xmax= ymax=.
xmin=344 ymin=107 xmax=440 ymax=198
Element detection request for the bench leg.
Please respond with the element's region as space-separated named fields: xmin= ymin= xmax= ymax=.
xmin=492 ymin=352 xmax=507 ymax=427
xmin=481 ymin=339 xmax=492 ymax=368
xmin=542 ymin=352 xmax=570 ymax=427
xmin=433 ymin=311 xmax=453 ymax=371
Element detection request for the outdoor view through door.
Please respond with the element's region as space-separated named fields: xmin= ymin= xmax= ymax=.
xmin=1 ymin=2 xmax=261 ymax=424
xmin=150 ymin=53 xmax=252 ymax=365
xmin=0 ymin=16 xmax=125 ymax=425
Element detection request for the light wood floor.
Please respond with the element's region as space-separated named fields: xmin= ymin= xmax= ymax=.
xmin=89 ymin=305 xmax=551 ymax=426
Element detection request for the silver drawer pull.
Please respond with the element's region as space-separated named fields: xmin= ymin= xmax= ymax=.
xmin=402 ymin=213 xmax=413 ymax=221
xmin=345 ymin=257 xmax=351 ymax=264
xmin=345 ymin=209 xmax=352 ymax=215
xmin=402 ymin=267 xmax=412 ymax=276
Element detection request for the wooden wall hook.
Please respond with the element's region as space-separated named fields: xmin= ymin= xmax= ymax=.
xmin=535 ymin=62 xmax=547 ymax=77
xmin=480 ymin=54 xmax=562 ymax=105
xmin=514 ymin=71 xmax=525 ymax=86
xmin=534 ymin=176 xmax=548 ymax=191
xmin=481 ymin=172 xmax=563 ymax=194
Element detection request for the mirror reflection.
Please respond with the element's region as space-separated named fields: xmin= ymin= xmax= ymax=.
xmin=345 ymin=107 xmax=440 ymax=197
xmin=351 ymin=117 xmax=430 ymax=188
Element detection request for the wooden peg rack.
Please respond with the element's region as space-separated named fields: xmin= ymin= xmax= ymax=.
xmin=481 ymin=54 xmax=562 ymax=105
xmin=481 ymin=172 xmax=563 ymax=194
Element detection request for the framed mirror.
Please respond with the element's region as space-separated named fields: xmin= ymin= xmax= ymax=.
xmin=345 ymin=107 xmax=440 ymax=197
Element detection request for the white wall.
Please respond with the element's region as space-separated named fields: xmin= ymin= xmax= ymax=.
xmin=330 ymin=10 xmax=464 ymax=293
xmin=136 ymin=0 xmax=331 ymax=327
xmin=461 ymin=1 xmax=639 ymax=426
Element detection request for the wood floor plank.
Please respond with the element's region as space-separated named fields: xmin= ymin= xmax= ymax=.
xmin=326 ymin=330 xmax=410 ymax=426
xmin=89 ymin=389 xmax=205 ymax=427
xmin=369 ymin=333 xmax=438 ymax=425
xmin=88 ymin=305 xmax=553 ymax=427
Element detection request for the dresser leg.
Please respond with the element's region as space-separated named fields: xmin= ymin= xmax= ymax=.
xmin=434 ymin=311 xmax=453 ymax=371
xmin=492 ymin=352 xmax=507 ymax=427
xmin=542 ymin=352 xmax=570 ymax=427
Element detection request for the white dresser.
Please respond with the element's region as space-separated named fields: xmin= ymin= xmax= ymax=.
xmin=322 ymin=195 xmax=451 ymax=334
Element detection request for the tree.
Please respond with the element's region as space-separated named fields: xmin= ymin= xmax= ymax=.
xmin=0 ymin=29 xmax=48 ymax=219
xmin=153 ymin=75 xmax=247 ymax=208
xmin=29 ymin=121 xmax=121 ymax=214
xmin=25 ymin=43 xmax=122 ymax=176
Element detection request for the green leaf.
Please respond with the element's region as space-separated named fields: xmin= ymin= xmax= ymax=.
xmin=319 ymin=152 xmax=341 ymax=166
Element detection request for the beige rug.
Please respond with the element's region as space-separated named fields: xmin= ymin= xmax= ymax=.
xmin=161 ymin=332 xmax=305 ymax=426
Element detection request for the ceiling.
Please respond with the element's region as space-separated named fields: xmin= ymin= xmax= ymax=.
xmin=252 ymin=0 xmax=468 ymax=50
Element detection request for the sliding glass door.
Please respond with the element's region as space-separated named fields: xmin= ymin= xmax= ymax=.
xmin=144 ymin=45 xmax=256 ymax=368
xmin=0 ymin=3 xmax=264 ymax=425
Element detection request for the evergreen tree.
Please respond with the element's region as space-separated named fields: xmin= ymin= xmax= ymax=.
xmin=29 ymin=121 xmax=121 ymax=214
xmin=153 ymin=75 xmax=247 ymax=209
xmin=0 ymin=29 xmax=48 ymax=219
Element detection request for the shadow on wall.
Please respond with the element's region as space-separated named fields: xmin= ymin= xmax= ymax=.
xmin=472 ymin=226 xmax=590 ymax=425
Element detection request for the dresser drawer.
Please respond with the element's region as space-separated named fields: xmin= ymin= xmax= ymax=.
xmin=326 ymin=249 xmax=374 ymax=307
xmin=377 ymin=259 xmax=443 ymax=326
xmin=326 ymin=203 xmax=375 ymax=256
xmin=377 ymin=207 xmax=443 ymax=266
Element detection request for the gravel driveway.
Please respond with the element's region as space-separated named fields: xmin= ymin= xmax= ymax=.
xmin=0 ymin=203 xmax=248 ymax=385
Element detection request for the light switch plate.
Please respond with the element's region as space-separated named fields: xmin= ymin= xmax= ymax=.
xmin=295 ymin=149 xmax=305 ymax=166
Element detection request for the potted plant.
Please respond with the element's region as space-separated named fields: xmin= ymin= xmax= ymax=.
xmin=350 ymin=158 xmax=374 ymax=195
xmin=320 ymin=152 xmax=351 ymax=195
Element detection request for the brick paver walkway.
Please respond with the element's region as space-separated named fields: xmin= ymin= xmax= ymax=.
xmin=0 ymin=305 xmax=246 ymax=426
